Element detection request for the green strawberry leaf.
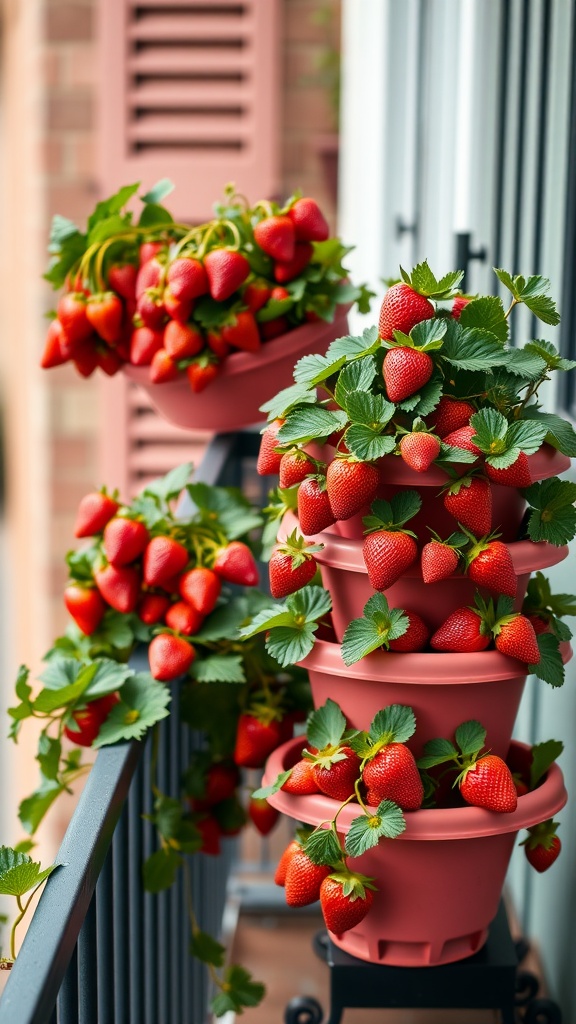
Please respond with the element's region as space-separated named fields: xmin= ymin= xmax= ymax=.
xmin=265 ymin=624 xmax=317 ymax=666
xmin=369 ymin=704 xmax=416 ymax=744
xmin=335 ymin=357 xmax=377 ymax=408
xmin=416 ymin=737 xmax=458 ymax=769
xmin=39 ymin=657 xmax=95 ymax=692
xmin=459 ymin=295 xmax=509 ymax=342
xmin=83 ymin=658 xmax=133 ymax=698
xmin=238 ymin=604 xmax=294 ymax=639
xmin=518 ymin=277 xmax=561 ymax=325
xmin=454 ymin=720 xmax=486 ymax=757
xmin=306 ymin=698 xmax=347 ymax=750
xmin=287 ymin=585 xmax=332 ymax=621
xmin=410 ymin=317 xmax=447 ymax=350
xmin=440 ymin=322 xmax=508 ymax=371
xmin=523 ymin=572 xmax=576 ymax=619
xmin=141 ymin=179 xmax=174 ymax=204
xmin=524 ymin=478 xmax=576 ymax=546
xmin=138 ymin=202 xmax=173 ymax=227
xmin=195 ymin=596 xmax=253 ymax=641
xmin=524 ymin=339 xmax=576 ymax=372
xmin=211 ymin=965 xmax=265 ymax=1016
xmin=326 ymin=325 xmax=380 ymax=362
xmin=345 ymin=391 xmax=395 ymax=427
xmin=522 ymin=408 xmax=576 ymax=457
xmin=345 ymin=801 xmax=406 ymax=857
xmin=260 ymin=381 xmax=317 ymax=420
xmin=293 ymin=353 xmax=341 ymax=386
xmin=303 ymin=825 xmax=343 ymax=866
xmin=36 ymin=734 xmax=61 ymax=782
xmin=251 ymin=769 xmax=293 ymax=800
xmin=529 ymin=633 xmax=565 ymax=687
xmin=500 ymin=349 xmax=548 ymax=380
xmin=93 ymin=673 xmax=171 ymax=746
xmin=398 ymin=374 xmax=444 ymax=417
xmin=276 ymin=407 xmax=348 ymax=446
xmin=341 ymin=617 xmax=390 ymax=665
xmin=530 ymin=739 xmax=564 ymax=789
xmin=345 ymin=426 xmax=396 ymax=462
xmin=19 ymin=777 xmax=66 ymax=834
xmin=142 ymin=848 xmax=181 ymax=893
xmin=0 ymin=847 xmax=57 ymax=897
xmin=189 ymin=930 xmax=226 ymax=968
xmin=143 ymin=463 xmax=193 ymax=503
xmin=192 ymin=654 xmax=245 ymax=684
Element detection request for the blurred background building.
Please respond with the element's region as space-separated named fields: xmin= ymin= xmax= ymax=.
xmin=1 ymin=0 xmax=575 ymax=1017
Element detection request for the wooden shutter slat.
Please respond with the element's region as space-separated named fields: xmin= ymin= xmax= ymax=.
xmin=133 ymin=0 xmax=252 ymax=9
xmin=129 ymin=81 xmax=252 ymax=106
xmin=128 ymin=114 xmax=252 ymax=144
xmin=128 ymin=16 xmax=251 ymax=42
xmin=128 ymin=49 xmax=253 ymax=74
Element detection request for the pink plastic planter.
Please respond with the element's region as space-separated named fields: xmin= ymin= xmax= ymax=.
xmin=318 ymin=446 xmax=570 ymax=543
xmin=264 ymin=737 xmax=567 ymax=967
xmin=280 ymin=510 xmax=568 ymax=637
xmin=123 ymin=307 xmax=349 ymax=431
xmin=298 ymin=638 xmax=572 ymax=757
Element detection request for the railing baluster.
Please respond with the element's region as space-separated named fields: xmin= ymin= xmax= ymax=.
xmin=112 ymin=810 xmax=129 ymax=1022
xmin=156 ymin=714 xmax=171 ymax=1023
xmin=142 ymin=738 xmax=158 ymax=1024
xmin=96 ymin=850 xmax=114 ymax=1024
xmin=128 ymin=759 xmax=144 ymax=1022
xmin=56 ymin=945 xmax=78 ymax=1024
xmin=77 ymin=898 xmax=98 ymax=1024
xmin=169 ymin=695 xmax=182 ymax=1022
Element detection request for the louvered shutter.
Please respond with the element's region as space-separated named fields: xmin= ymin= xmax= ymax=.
xmin=98 ymin=0 xmax=281 ymax=219
xmin=97 ymin=0 xmax=281 ymax=495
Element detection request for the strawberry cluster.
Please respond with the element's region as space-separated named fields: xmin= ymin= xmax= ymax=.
xmin=258 ymin=701 xmax=564 ymax=935
xmin=41 ymin=181 xmax=372 ymax=389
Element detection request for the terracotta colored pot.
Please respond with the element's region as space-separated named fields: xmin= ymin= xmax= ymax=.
xmin=264 ymin=737 xmax=567 ymax=967
xmin=318 ymin=446 xmax=570 ymax=543
xmin=298 ymin=638 xmax=572 ymax=757
xmin=280 ymin=510 xmax=568 ymax=637
xmin=123 ymin=307 xmax=349 ymax=431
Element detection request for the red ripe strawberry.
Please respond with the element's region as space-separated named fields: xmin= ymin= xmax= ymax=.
xmin=493 ymin=613 xmax=540 ymax=664
xmin=274 ymin=242 xmax=313 ymax=283
xmin=163 ymin=287 xmax=193 ymax=324
xmin=260 ymin=316 xmax=289 ymax=340
xmin=206 ymin=329 xmax=230 ymax=358
xmin=442 ymin=424 xmax=482 ymax=456
xmin=143 ymin=536 xmax=189 ymax=586
xmin=275 ymin=839 xmax=301 ymax=886
xmin=248 ymin=798 xmax=280 ymax=836
xmin=148 ymin=633 xmax=195 ymax=681
xmin=103 ymin=517 xmax=149 ymax=567
xmin=64 ymin=584 xmax=106 ymax=635
xmin=86 ymin=292 xmax=124 ymax=344
xmin=522 ymin=821 xmax=561 ymax=872
xmin=378 ymin=283 xmax=434 ymax=340
xmin=421 ymin=541 xmax=459 ymax=583
xmin=443 ymin=476 xmax=492 ymax=536
xmin=257 ymin=419 xmax=286 ymax=475
xmin=165 ymin=600 xmax=204 ymax=636
xmin=254 ymin=215 xmax=296 ymax=262
xmin=166 ymin=256 xmax=208 ymax=301
xmin=139 ymin=242 xmax=165 ymax=268
xmin=326 ymin=459 xmax=379 ymax=520
xmin=288 ymin=197 xmax=330 ymax=241
xmin=270 ymin=286 xmax=290 ymax=301
xmin=281 ymin=759 xmax=320 ymax=795
xmin=243 ymin=280 xmax=271 ymax=313
xmin=204 ymin=248 xmax=250 ymax=301
xmin=196 ymin=815 xmax=221 ymax=856
xmin=137 ymin=289 xmax=167 ymax=330
xmin=186 ymin=361 xmax=219 ymax=393
xmin=311 ymin=746 xmax=361 ymax=801
xmin=150 ymin=348 xmax=179 ymax=383
xmin=279 ymin=451 xmax=316 ymax=488
xmin=94 ymin=564 xmax=140 ymax=614
xmin=233 ymin=713 xmax=282 ymax=768
xmin=485 ymin=452 xmax=532 ymax=488
xmin=320 ymin=874 xmax=374 ymax=935
xmin=130 ymin=326 xmax=165 ymax=366
xmin=213 ymin=541 xmax=259 ymax=586
xmin=399 ymin=431 xmax=441 ymax=472
xmin=73 ymin=341 xmax=99 ymax=378
xmin=285 ymin=850 xmax=331 ymax=907
xmin=108 ymin=262 xmax=137 ymax=301
xmin=137 ymin=592 xmax=170 ymax=625
xmin=298 ymin=478 xmax=336 ymax=535
xmin=383 ymin=347 xmax=434 ymax=402
xmin=526 ymin=613 xmax=550 ymax=636
xmin=513 ymin=775 xmax=530 ymax=797
xmin=467 ymin=540 xmax=517 ymax=598
xmin=136 ymin=254 xmax=164 ymax=293
xmin=429 ymin=396 xmax=475 ymax=438
xmin=164 ymin=320 xmax=204 ymax=360
xmin=74 ymin=491 xmax=119 ymax=538
xmin=179 ymin=567 xmax=221 ymax=615
xmin=430 ymin=607 xmax=491 ymax=653
xmin=189 ymin=764 xmax=239 ymax=810
xmin=41 ymin=320 xmax=71 ymax=368
xmin=96 ymin=345 xmax=123 ymax=376
xmin=388 ymin=610 xmax=430 ymax=651
xmin=269 ymin=546 xmax=317 ymax=598
xmin=363 ymin=744 xmax=423 ymax=810
xmin=459 ymin=754 xmax=517 ymax=813
xmin=362 ymin=531 xmax=418 ymax=590
xmin=221 ymin=310 xmax=261 ymax=353
xmin=57 ymin=292 xmax=92 ymax=347
xmin=64 ymin=693 xmax=119 ymax=747
xmin=451 ymin=296 xmax=471 ymax=319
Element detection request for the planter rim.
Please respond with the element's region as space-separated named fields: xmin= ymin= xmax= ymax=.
xmin=264 ymin=737 xmax=567 ymax=840
xmin=280 ymin=511 xmax=568 ymax=576
xmin=124 ymin=305 xmax=350 ymax=387
xmin=299 ymin=637 xmax=572 ymax=683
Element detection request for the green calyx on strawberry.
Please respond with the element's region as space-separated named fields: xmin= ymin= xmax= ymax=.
xmin=298 ymin=474 xmax=336 ymax=536
xmin=278 ymin=449 xmax=319 ymax=488
xmin=233 ymin=700 xmax=286 ymax=769
xmin=378 ymin=263 xmax=464 ymax=341
xmin=326 ymin=455 xmax=379 ymax=520
xmin=421 ymin=529 xmax=468 ymax=584
xmin=303 ymin=699 xmax=361 ymax=801
xmin=489 ymin=596 xmax=541 ymax=665
xmin=462 ymin=528 xmax=517 ymax=598
xmin=319 ymin=869 xmax=377 ymax=935
xmin=397 ymin=419 xmax=441 ymax=472
xmin=467 ymin=409 xmax=547 ymax=485
xmin=381 ymin=317 xmax=447 ymax=403
xmin=521 ymin=819 xmax=562 ymax=872
xmin=417 ymin=719 xmax=517 ymax=813
xmin=441 ymin=472 xmax=493 ymax=537
xmin=74 ymin=488 xmax=120 ymax=538
xmin=521 ymin=572 xmax=576 ymax=643
xmin=268 ymin=529 xmax=322 ymax=599
xmin=341 ymin=592 xmax=425 ymax=666
xmin=362 ymin=491 xmax=421 ymax=591
xmin=352 ymin=704 xmax=423 ymax=811
xmin=430 ymin=600 xmax=492 ymax=653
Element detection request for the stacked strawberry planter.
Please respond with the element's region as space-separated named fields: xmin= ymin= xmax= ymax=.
xmin=250 ymin=264 xmax=576 ymax=968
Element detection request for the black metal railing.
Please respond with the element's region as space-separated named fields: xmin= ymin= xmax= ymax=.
xmin=0 ymin=430 xmax=261 ymax=1024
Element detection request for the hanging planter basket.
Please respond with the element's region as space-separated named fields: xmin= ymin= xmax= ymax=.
xmin=123 ymin=308 xmax=350 ymax=432
xmin=297 ymin=637 xmax=572 ymax=757
xmin=263 ymin=736 xmax=567 ymax=967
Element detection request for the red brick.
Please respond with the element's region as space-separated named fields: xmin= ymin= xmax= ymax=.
xmin=66 ymin=44 xmax=96 ymax=88
xmin=42 ymin=50 xmax=64 ymax=88
xmin=47 ymin=92 xmax=93 ymax=131
xmin=285 ymin=0 xmax=341 ymax=46
xmin=40 ymin=138 xmax=65 ymax=177
xmin=45 ymin=5 xmax=94 ymax=43
xmin=284 ymin=88 xmax=334 ymax=132
xmin=70 ymin=135 xmax=96 ymax=178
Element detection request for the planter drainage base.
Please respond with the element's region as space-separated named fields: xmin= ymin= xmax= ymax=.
xmin=284 ymin=902 xmax=562 ymax=1024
